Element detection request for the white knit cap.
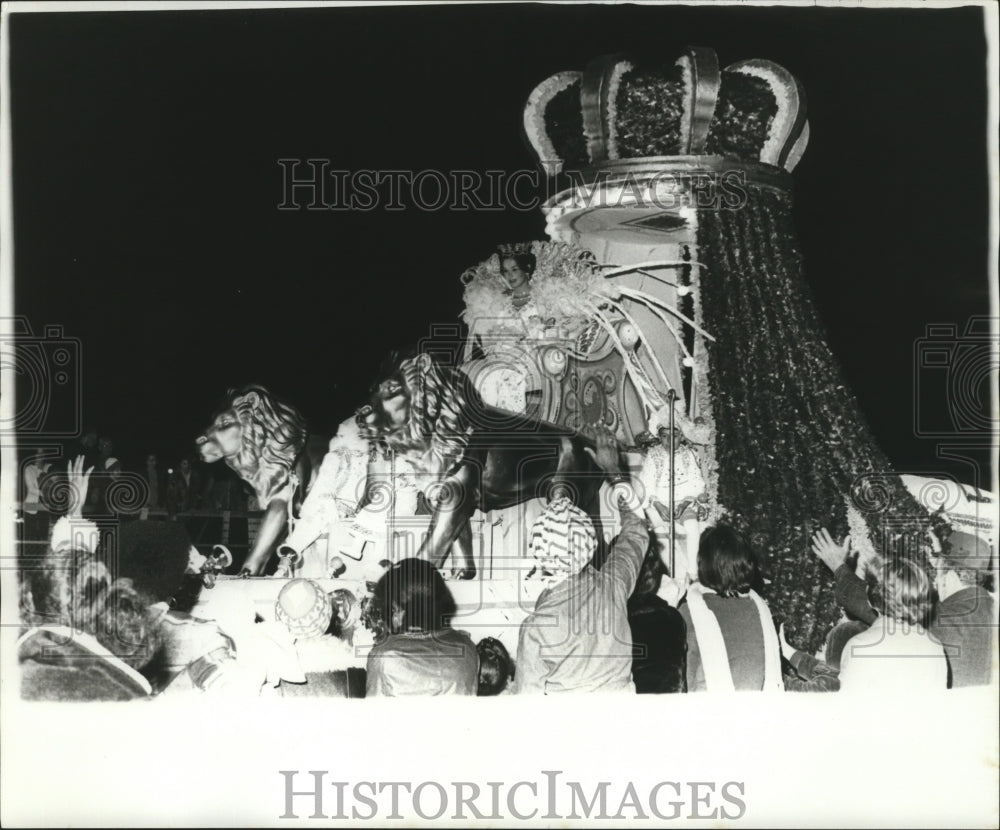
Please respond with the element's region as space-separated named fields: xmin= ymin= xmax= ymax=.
xmin=274 ymin=579 xmax=333 ymax=640
xmin=528 ymin=495 xmax=598 ymax=577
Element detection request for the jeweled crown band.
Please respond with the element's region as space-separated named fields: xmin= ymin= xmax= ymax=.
xmin=542 ymin=156 xmax=793 ymax=216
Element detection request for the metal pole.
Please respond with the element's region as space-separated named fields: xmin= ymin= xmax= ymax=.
xmin=389 ymin=447 xmax=396 ymax=561
xmin=667 ymin=388 xmax=677 ymax=577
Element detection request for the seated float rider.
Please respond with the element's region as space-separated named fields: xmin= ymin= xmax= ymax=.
xmin=467 ymin=249 xmax=554 ymax=418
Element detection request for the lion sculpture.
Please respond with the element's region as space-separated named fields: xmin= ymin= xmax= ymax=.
xmin=356 ymin=351 xmax=606 ymax=578
xmin=196 ymin=385 xmax=327 ymax=575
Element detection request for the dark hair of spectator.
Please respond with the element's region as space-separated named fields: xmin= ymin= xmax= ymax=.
xmin=696 ymin=525 xmax=760 ymax=597
xmin=373 ymin=557 xmax=456 ymax=634
xmin=476 ymin=636 xmax=514 ymax=696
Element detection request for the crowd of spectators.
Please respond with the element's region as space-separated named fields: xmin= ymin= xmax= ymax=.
xmin=15 ymin=423 xmax=997 ymax=701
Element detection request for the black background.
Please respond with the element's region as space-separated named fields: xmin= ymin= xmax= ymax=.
xmin=9 ymin=4 xmax=993 ymax=486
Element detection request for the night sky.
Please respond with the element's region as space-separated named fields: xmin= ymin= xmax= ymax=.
xmin=8 ymin=4 xmax=993 ymax=487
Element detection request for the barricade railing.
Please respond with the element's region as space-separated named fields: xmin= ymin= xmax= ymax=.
xmin=11 ymin=504 xmax=264 ymax=569
xmin=11 ymin=503 xmax=532 ymax=578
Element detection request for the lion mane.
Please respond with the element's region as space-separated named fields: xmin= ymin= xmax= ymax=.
xmin=366 ymin=353 xmax=479 ymax=480
xmin=225 ymin=385 xmax=308 ymax=506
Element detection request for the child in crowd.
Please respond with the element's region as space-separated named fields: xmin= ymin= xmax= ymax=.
xmin=476 ymin=636 xmax=514 ymax=696
xmin=272 ymin=580 xmax=365 ymax=698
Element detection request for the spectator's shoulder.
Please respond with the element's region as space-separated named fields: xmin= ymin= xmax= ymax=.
xmin=450 ymin=628 xmax=477 ymax=646
xmin=368 ymin=637 xmax=396 ymax=656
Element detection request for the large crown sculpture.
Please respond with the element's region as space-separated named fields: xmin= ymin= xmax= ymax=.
xmin=524 ymin=47 xmax=808 ymax=176
xmin=507 ymin=47 xmax=932 ymax=656
xmin=523 ymin=48 xmax=808 ymax=241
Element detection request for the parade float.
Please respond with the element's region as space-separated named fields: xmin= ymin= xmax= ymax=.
xmin=190 ymin=46 xmax=997 ymax=663
xmin=510 ymin=46 xmax=996 ymax=652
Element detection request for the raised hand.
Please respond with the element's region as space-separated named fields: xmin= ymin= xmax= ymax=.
xmin=66 ymin=455 xmax=94 ymax=519
xmin=659 ymin=572 xmax=690 ymax=609
xmin=810 ymin=527 xmax=851 ymax=574
xmin=778 ymin=622 xmax=796 ymax=660
xmin=582 ymin=423 xmax=621 ymax=478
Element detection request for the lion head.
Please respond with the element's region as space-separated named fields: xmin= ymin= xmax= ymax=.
xmin=196 ymin=385 xmax=307 ymax=506
xmin=356 ymin=352 xmax=480 ymax=479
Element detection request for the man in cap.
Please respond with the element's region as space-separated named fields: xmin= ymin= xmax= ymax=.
xmin=513 ymin=424 xmax=649 ymax=694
